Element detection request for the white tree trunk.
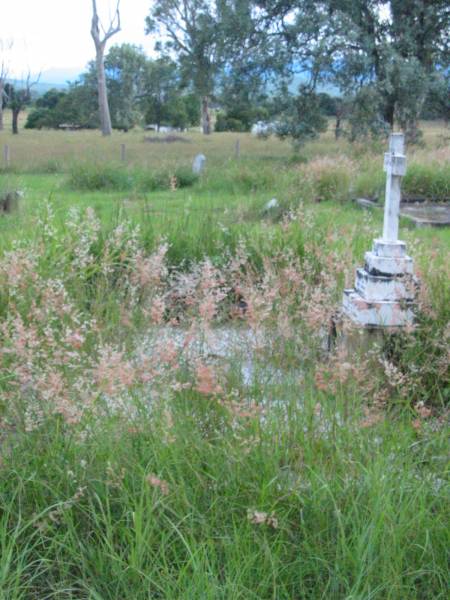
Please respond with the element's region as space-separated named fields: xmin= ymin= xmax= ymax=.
xmin=0 ymin=80 xmax=4 ymax=131
xmin=95 ymin=48 xmax=113 ymax=136
xmin=90 ymin=0 xmax=120 ymax=137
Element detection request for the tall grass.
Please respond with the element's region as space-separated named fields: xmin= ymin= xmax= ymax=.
xmin=68 ymin=162 xmax=199 ymax=192
xmin=0 ymin=123 xmax=448 ymax=599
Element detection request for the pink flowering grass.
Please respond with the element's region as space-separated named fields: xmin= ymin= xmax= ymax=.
xmin=0 ymin=173 xmax=448 ymax=597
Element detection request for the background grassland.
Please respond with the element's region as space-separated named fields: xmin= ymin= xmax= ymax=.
xmin=0 ymin=118 xmax=449 ymax=599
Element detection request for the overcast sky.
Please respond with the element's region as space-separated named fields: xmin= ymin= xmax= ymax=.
xmin=3 ymin=0 xmax=154 ymax=81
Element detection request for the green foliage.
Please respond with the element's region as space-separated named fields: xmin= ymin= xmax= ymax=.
xmin=25 ymin=49 xmax=201 ymax=132
xmin=0 ymin=158 xmax=448 ymax=597
xmin=68 ymin=163 xmax=199 ymax=192
xmin=35 ymin=88 xmax=66 ymax=109
xmin=24 ymin=108 xmax=52 ymax=130
xmin=146 ymin=1 xmax=221 ymax=103
xmin=255 ymin=1 xmax=450 ymax=141
xmin=275 ymin=87 xmax=328 ymax=146
xmin=104 ymin=44 xmax=149 ymax=130
xmin=404 ymin=163 xmax=450 ymax=201
xmin=68 ymin=163 xmax=133 ymax=191
xmin=215 ymin=112 xmax=248 ymax=132
xmin=421 ymin=72 xmax=450 ymax=122
xmin=345 ymin=88 xmax=391 ymax=142
xmin=25 ymin=78 xmax=98 ymax=130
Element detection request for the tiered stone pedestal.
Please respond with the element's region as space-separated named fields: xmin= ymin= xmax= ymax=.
xmin=343 ymin=238 xmax=416 ymax=328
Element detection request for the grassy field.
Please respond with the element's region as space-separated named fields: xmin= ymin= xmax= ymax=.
xmin=0 ymin=117 xmax=449 ymax=599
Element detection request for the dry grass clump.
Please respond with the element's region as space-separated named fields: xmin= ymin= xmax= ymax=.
xmin=298 ymin=156 xmax=357 ymax=202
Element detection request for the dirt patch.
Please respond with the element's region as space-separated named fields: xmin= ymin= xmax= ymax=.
xmin=143 ymin=135 xmax=191 ymax=144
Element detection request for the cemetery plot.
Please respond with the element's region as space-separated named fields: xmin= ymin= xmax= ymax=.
xmin=0 ymin=125 xmax=448 ymax=599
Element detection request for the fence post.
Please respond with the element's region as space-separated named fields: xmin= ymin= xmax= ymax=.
xmin=235 ymin=138 xmax=240 ymax=159
xmin=3 ymin=144 xmax=10 ymax=168
xmin=120 ymin=143 xmax=126 ymax=162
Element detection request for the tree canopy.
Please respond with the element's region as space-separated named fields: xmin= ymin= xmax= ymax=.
xmin=24 ymin=1 xmax=450 ymax=141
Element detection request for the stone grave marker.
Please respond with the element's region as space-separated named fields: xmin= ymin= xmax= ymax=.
xmin=343 ymin=133 xmax=417 ymax=327
xmin=192 ymin=153 xmax=206 ymax=175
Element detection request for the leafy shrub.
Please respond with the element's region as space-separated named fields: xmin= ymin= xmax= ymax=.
xmin=24 ymin=108 xmax=52 ymax=130
xmin=215 ymin=113 xmax=247 ymax=132
xmin=68 ymin=163 xmax=132 ymax=191
xmin=69 ymin=163 xmax=199 ymax=192
xmin=173 ymin=167 xmax=199 ymax=188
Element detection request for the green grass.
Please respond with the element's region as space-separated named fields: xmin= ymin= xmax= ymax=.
xmin=1 ymin=389 xmax=448 ymax=599
xmin=0 ymin=119 xmax=449 ymax=598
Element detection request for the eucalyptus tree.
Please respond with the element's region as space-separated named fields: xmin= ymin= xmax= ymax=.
xmin=4 ymin=73 xmax=40 ymax=134
xmin=255 ymin=0 xmax=450 ymax=141
xmin=90 ymin=0 xmax=121 ymax=136
xmin=145 ymin=0 xmax=223 ymax=134
xmin=104 ymin=44 xmax=148 ymax=130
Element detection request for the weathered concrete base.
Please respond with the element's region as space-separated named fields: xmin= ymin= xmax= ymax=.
xmin=343 ymin=289 xmax=415 ymax=328
xmin=343 ymin=238 xmax=416 ymax=328
xmin=365 ymin=251 xmax=413 ymax=276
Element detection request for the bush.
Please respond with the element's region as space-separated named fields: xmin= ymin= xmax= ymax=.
xmin=25 ymin=108 xmax=52 ymax=130
xmin=68 ymin=163 xmax=199 ymax=192
xmin=173 ymin=167 xmax=199 ymax=188
xmin=215 ymin=113 xmax=248 ymax=132
xmin=68 ymin=163 xmax=133 ymax=191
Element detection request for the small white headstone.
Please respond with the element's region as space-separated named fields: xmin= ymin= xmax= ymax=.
xmin=265 ymin=198 xmax=279 ymax=210
xmin=192 ymin=154 xmax=206 ymax=175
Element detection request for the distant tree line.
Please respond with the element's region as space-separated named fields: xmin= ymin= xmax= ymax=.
xmin=24 ymin=46 xmax=201 ymax=132
xmin=14 ymin=1 xmax=450 ymax=143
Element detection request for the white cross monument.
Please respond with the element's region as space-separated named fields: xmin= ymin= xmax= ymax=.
xmin=343 ymin=133 xmax=417 ymax=327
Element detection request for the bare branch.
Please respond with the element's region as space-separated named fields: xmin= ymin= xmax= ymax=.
xmin=91 ymin=0 xmax=121 ymax=48
xmin=0 ymin=39 xmax=14 ymax=80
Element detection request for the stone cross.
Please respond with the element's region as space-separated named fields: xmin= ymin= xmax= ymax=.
xmin=342 ymin=132 xmax=416 ymax=328
xmin=382 ymin=133 xmax=406 ymax=242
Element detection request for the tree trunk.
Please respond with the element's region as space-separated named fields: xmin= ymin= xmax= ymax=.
xmin=12 ymin=109 xmax=19 ymax=134
xmin=0 ymin=81 xmax=4 ymax=131
xmin=334 ymin=115 xmax=341 ymax=139
xmin=384 ymin=98 xmax=395 ymax=130
xmin=201 ymin=96 xmax=211 ymax=135
xmin=95 ymin=49 xmax=113 ymax=136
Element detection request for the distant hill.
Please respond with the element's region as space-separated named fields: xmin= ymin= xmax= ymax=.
xmin=7 ymin=67 xmax=84 ymax=96
xmin=7 ymin=78 xmax=67 ymax=96
xmin=39 ymin=67 xmax=84 ymax=86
